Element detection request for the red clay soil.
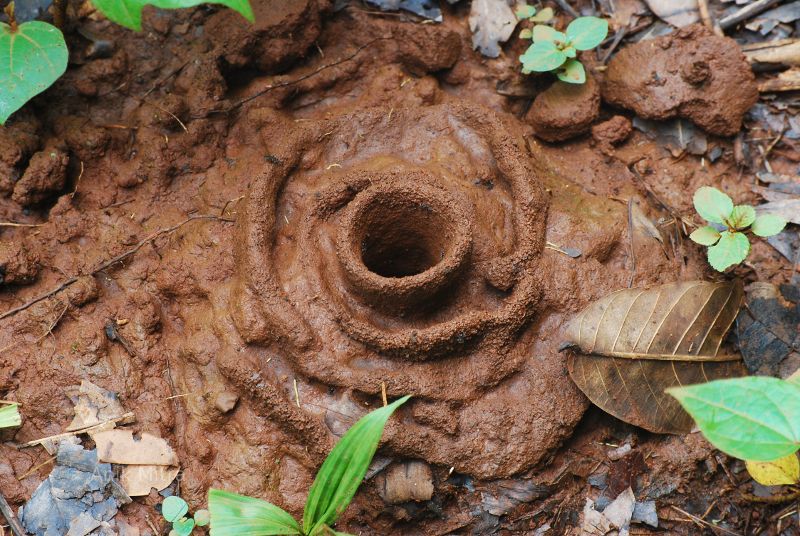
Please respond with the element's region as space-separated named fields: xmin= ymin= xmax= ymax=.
xmin=0 ymin=1 xmax=794 ymax=535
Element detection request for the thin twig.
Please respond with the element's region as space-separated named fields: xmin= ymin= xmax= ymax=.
xmin=697 ymin=0 xmax=723 ymax=35
xmin=554 ymin=0 xmax=579 ymax=18
xmin=669 ymin=506 xmax=743 ymax=536
xmin=0 ymin=492 xmax=25 ymax=536
xmin=719 ymin=0 xmax=782 ymax=30
xmin=0 ymin=215 xmax=231 ymax=323
xmin=17 ymin=456 xmax=56 ymax=480
xmin=627 ymin=198 xmax=636 ymax=288
xmin=19 ymin=412 xmax=135 ymax=449
xmin=0 ymin=222 xmax=43 ymax=228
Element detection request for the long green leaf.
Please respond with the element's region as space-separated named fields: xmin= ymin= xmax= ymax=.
xmin=208 ymin=489 xmax=301 ymax=536
xmin=668 ymin=377 xmax=800 ymax=461
xmin=0 ymin=21 xmax=68 ymax=124
xmin=92 ymin=0 xmax=254 ymax=31
xmin=0 ymin=404 xmax=21 ymax=428
xmin=303 ymin=396 xmax=410 ymax=535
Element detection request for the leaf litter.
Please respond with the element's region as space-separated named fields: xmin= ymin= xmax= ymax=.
xmin=564 ymin=280 xmax=746 ymax=433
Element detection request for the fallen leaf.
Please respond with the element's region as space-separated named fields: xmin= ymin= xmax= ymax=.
xmin=120 ymin=465 xmax=180 ymax=497
xmin=565 ymin=280 xmax=746 ymax=433
xmin=632 ymin=117 xmax=707 ymax=156
xmin=746 ymin=453 xmax=800 ymax=486
xmin=735 ymin=282 xmax=800 ymax=377
xmin=92 ymin=430 xmax=179 ymax=466
xmin=644 ymin=0 xmax=699 ymax=27
xmin=756 ymin=198 xmax=800 ymax=225
xmin=469 ymin=0 xmax=518 ymax=58
xmin=582 ymin=487 xmax=635 ymax=535
xmin=66 ymin=380 xmax=126 ymax=432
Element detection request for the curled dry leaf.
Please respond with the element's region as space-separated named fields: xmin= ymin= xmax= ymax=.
xmin=564 ymin=280 xmax=746 ymax=433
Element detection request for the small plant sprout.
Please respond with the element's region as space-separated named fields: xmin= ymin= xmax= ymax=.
xmin=0 ymin=0 xmax=254 ymax=124
xmin=208 ymin=395 xmax=410 ymax=536
xmin=517 ymin=6 xmax=608 ymax=84
xmin=690 ymin=186 xmax=786 ymax=272
xmin=0 ymin=403 xmax=21 ymax=428
xmin=162 ymin=496 xmax=210 ymax=536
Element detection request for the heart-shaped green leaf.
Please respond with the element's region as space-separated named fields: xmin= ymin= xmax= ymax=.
xmin=91 ymin=0 xmax=254 ymax=31
xmin=752 ymin=213 xmax=787 ymax=237
xmin=668 ymin=376 xmax=800 ymax=461
xmin=0 ymin=21 xmax=68 ymax=125
xmin=565 ymin=16 xmax=608 ymax=50
xmin=689 ymin=226 xmax=721 ymax=246
xmin=729 ymin=205 xmax=756 ymax=229
xmin=557 ymin=59 xmax=585 ymax=84
xmin=162 ymin=496 xmax=189 ymax=523
xmin=532 ymin=25 xmax=566 ymax=43
xmin=693 ymin=186 xmax=733 ymax=224
xmin=173 ymin=517 xmax=195 ymax=536
xmin=519 ymin=41 xmax=567 ymax=73
xmin=519 ymin=28 xmax=532 ymax=39
xmin=707 ymin=231 xmax=749 ymax=272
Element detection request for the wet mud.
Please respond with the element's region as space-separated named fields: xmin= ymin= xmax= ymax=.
xmin=0 ymin=2 xmax=791 ymax=534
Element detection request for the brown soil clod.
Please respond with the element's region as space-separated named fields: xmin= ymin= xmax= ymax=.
xmin=602 ymin=24 xmax=759 ymax=137
xmin=526 ymin=75 xmax=601 ymax=142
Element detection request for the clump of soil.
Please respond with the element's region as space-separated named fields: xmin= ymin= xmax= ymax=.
xmin=602 ymin=24 xmax=758 ymax=136
xmin=526 ymin=75 xmax=601 ymax=142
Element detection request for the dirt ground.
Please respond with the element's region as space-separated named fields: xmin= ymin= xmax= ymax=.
xmin=0 ymin=1 xmax=798 ymax=534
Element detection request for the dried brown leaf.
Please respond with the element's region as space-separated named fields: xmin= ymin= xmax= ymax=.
xmin=565 ymin=280 xmax=746 ymax=433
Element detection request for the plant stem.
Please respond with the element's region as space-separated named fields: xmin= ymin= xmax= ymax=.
xmin=53 ymin=0 xmax=67 ymax=29
xmin=4 ymin=1 xmax=17 ymax=32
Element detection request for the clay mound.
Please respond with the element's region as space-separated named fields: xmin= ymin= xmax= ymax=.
xmin=223 ymin=102 xmax=585 ymax=478
xmin=602 ymin=24 xmax=758 ymax=136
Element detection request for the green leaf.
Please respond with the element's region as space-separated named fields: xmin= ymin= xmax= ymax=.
xmin=302 ymin=396 xmax=410 ymax=536
xmin=529 ymin=7 xmax=554 ymax=22
xmin=515 ymin=4 xmax=536 ymax=19
xmin=173 ymin=517 xmax=195 ymax=536
xmin=557 ymin=59 xmax=585 ymax=84
xmin=693 ymin=186 xmax=734 ymax=224
xmin=562 ymin=45 xmax=577 ymax=58
xmin=0 ymin=21 xmax=68 ymax=125
xmin=689 ymin=226 xmax=721 ymax=246
xmin=519 ymin=41 xmax=567 ymax=73
xmin=565 ymin=16 xmax=608 ymax=50
xmin=707 ymin=231 xmax=749 ymax=272
xmin=519 ymin=28 xmax=532 ymax=39
xmin=194 ymin=509 xmax=210 ymax=527
xmin=532 ymin=25 xmax=566 ymax=43
xmin=208 ymin=489 xmax=301 ymax=535
xmin=667 ymin=376 xmax=800 ymax=461
xmin=0 ymin=404 xmax=21 ymax=428
xmin=163 ymin=496 xmax=189 ymax=523
xmin=729 ymin=205 xmax=756 ymax=230
xmin=752 ymin=213 xmax=787 ymax=237
xmin=91 ymin=0 xmax=254 ymax=31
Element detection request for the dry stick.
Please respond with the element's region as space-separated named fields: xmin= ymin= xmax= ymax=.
xmin=554 ymin=0 xmax=579 ymax=18
xmin=19 ymin=411 xmax=136 ymax=449
xmin=719 ymin=0 xmax=782 ymax=30
xmin=0 ymin=492 xmax=25 ymax=536
xmin=626 ymin=198 xmax=636 ymax=288
xmin=0 ymin=215 xmax=229 ymax=323
xmin=0 ymin=222 xmax=43 ymax=228
xmin=670 ymin=506 xmax=743 ymax=536
xmin=697 ymin=0 xmax=723 ymax=36
xmin=17 ymin=456 xmax=56 ymax=480
xmin=200 ymin=36 xmax=393 ymax=118
xmin=600 ymin=26 xmax=627 ymax=64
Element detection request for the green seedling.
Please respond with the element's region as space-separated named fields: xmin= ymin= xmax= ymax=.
xmin=516 ymin=6 xmax=608 ymax=84
xmin=690 ymin=186 xmax=786 ymax=272
xmin=208 ymin=395 xmax=410 ymax=536
xmin=162 ymin=495 xmax=210 ymax=536
xmin=0 ymin=403 xmax=21 ymax=428
xmin=0 ymin=0 xmax=254 ymax=125
xmin=668 ymin=375 xmax=800 ymax=486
